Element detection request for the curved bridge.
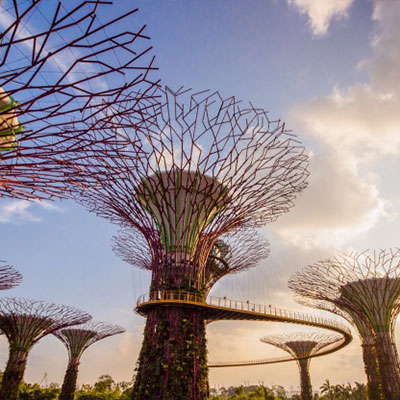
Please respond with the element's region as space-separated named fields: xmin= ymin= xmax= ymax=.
xmin=135 ymin=291 xmax=352 ymax=368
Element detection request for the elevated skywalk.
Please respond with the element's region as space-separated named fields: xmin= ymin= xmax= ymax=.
xmin=136 ymin=290 xmax=352 ymax=367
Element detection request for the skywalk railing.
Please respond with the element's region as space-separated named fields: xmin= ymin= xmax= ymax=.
xmin=209 ymin=355 xmax=296 ymax=367
xmin=136 ymin=290 xmax=351 ymax=335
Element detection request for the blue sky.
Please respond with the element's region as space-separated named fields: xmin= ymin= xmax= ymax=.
xmin=2 ymin=0 xmax=400 ymax=392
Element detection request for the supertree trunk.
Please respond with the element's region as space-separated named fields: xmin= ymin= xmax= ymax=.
xmin=298 ymin=358 xmax=312 ymax=400
xmin=374 ymin=331 xmax=400 ymax=400
xmin=0 ymin=349 xmax=28 ymax=400
xmin=59 ymin=358 xmax=80 ymax=400
xmin=361 ymin=337 xmax=382 ymax=400
xmin=133 ymin=306 xmax=208 ymax=400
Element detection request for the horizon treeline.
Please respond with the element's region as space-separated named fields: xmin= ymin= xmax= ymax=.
xmin=0 ymin=372 xmax=367 ymax=400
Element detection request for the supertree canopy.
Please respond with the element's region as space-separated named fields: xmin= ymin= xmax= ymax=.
xmin=261 ymin=332 xmax=341 ymax=400
xmin=0 ymin=260 xmax=22 ymax=290
xmin=76 ymin=87 xmax=309 ymax=400
xmin=112 ymin=227 xmax=270 ymax=295
xmin=54 ymin=321 xmax=125 ymax=400
xmin=0 ymin=297 xmax=91 ymax=400
xmin=0 ymin=0 xmax=158 ymax=200
xmin=288 ymin=248 xmax=400 ymax=400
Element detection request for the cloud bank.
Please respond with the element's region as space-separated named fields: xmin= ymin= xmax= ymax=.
xmin=274 ymin=0 xmax=399 ymax=249
xmin=292 ymin=0 xmax=400 ymax=157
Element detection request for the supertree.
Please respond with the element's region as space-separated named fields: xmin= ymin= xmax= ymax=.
xmin=112 ymin=227 xmax=270 ymax=296
xmin=0 ymin=0 xmax=158 ymax=200
xmin=260 ymin=332 xmax=342 ymax=400
xmin=0 ymin=260 xmax=22 ymax=290
xmin=54 ymin=321 xmax=125 ymax=400
xmin=288 ymin=248 xmax=400 ymax=400
xmin=295 ymin=297 xmax=382 ymax=399
xmin=0 ymin=297 xmax=91 ymax=400
xmin=75 ymin=87 xmax=309 ymax=400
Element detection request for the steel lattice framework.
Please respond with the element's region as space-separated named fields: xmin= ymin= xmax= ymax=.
xmin=76 ymin=86 xmax=309 ymax=400
xmin=112 ymin=227 xmax=270 ymax=295
xmin=261 ymin=332 xmax=341 ymax=400
xmin=288 ymin=248 xmax=400 ymax=400
xmin=0 ymin=260 xmax=22 ymax=290
xmin=79 ymin=86 xmax=308 ymax=289
xmin=0 ymin=0 xmax=158 ymax=200
xmin=0 ymin=297 xmax=91 ymax=400
xmin=54 ymin=321 xmax=125 ymax=400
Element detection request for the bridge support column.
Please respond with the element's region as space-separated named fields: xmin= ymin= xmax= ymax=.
xmin=132 ymin=305 xmax=208 ymax=400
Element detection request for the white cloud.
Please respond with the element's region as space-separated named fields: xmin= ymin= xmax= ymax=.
xmin=0 ymin=200 xmax=40 ymax=223
xmin=276 ymin=0 xmax=400 ymax=248
xmin=287 ymin=0 xmax=353 ymax=36
xmin=269 ymin=149 xmax=392 ymax=249
xmin=291 ymin=1 xmax=400 ymax=157
xmin=0 ymin=199 xmax=64 ymax=223
xmin=34 ymin=200 xmax=64 ymax=213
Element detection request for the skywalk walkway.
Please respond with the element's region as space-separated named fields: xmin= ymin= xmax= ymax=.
xmin=136 ymin=290 xmax=352 ymax=367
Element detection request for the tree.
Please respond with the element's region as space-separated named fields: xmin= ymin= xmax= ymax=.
xmin=0 ymin=298 xmax=90 ymax=400
xmin=54 ymin=322 xmax=124 ymax=400
xmin=289 ymin=249 xmax=400 ymax=399
xmin=261 ymin=334 xmax=341 ymax=400
xmin=76 ymin=86 xmax=309 ymax=400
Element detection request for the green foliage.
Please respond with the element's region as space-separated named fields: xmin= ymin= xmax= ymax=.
xmin=93 ymin=375 xmax=116 ymax=394
xmin=0 ymin=372 xmax=366 ymax=400
xmin=209 ymin=385 xmax=283 ymax=400
xmin=209 ymin=382 xmax=367 ymax=400
xmin=17 ymin=382 xmax=60 ymax=400
xmin=132 ymin=306 xmax=208 ymax=400
xmin=319 ymin=380 xmax=367 ymax=400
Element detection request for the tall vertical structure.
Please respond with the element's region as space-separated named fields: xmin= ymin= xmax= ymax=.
xmin=54 ymin=321 xmax=125 ymax=400
xmin=76 ymin=87 xmax=309 ymax=399
xmin=288 ymin=249 xmax=400 ymax=400
xmin=261 ymin=333 xmax=342 ymax=400
xmin=0 ymin=0 xmax=158 ymax=200
xmin=0 ymin=298 xmax=91 ymax=400
xmin=295 ymin=297 xmax=381 ymax=399
xmin=0 ymin=261 xmax=22 ymax=290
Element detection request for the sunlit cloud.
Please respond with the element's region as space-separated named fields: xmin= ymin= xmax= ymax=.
xmin=287 ymin=0 xmax=353 ymax=36
xmin=274 ymin=0 xmax=400 ymax=249
xmin=269 ymin=150 xmax=392 ymax=249
xmin=0 ymin=199 xmax=64 ymax=223
xmin=291 ymin=0 xmax=400 ymax=157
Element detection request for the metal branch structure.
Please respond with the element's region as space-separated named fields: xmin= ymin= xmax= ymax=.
xmin=0 ymin=297 xmax=91 ymax=400
xmin=77 ymin=86 xmax=309 ymax=400
xmin=288 ymin=248 xmax=400 ymax=400
xmin=54 ymin=321 xmax=125 ymax=400
xmin=112 ymin=227 xmax=270 ymax=295
xmin=260 ymin=332 xmax=341 ymax=400
xmin=0 ymin=260 xmax=22 ymax=290
xmin=0 ymin=0 xmax=158 ymax=200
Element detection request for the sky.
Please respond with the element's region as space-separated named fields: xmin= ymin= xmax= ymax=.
xmin=1 ymin=0 xmax=400 ymax=393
